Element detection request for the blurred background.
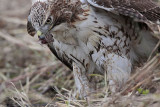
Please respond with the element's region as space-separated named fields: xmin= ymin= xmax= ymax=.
xmin=0 ymin=0 xmax=160 ymax=107
xmin=0 ymin=0 xmax=74 ymax=106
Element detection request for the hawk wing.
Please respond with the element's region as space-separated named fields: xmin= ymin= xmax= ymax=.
xmin=87 ymin=0 xmax=160 ymax=24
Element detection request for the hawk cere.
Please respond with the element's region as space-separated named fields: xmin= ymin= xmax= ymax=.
xmin=27 ymin=0 xmax=160 ymax=99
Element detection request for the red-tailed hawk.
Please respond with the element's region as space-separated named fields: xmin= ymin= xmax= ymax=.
xmin=27 ymin=0 xmax=160 ymax=99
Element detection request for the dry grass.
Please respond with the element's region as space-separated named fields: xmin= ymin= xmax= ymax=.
xmin=0 ymin=0 xmax=160 ymax=107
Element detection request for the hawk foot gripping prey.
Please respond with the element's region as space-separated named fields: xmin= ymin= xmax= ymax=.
xmin=27 ymin=0 xmax=160 ymax=99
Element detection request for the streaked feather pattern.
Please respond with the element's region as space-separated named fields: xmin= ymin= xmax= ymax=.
xmin=87 ymin=0 xmax=160 ymax=23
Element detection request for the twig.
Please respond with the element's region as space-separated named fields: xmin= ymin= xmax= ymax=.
xmin=147 ymin=40 xmax=160 ymax=61
xmin=0 ymin=63 xmax=62 ymax=94
xmin=121 ymin=54 xmax=160 ymax=95
xmin=0 ymin=30 xmax=48 ymax=51
xmin=0 ymin=16 xmax=26 ymax=25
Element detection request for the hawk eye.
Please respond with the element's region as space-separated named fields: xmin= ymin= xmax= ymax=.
xmin=46 ymin=17 xmax=52 ymax=24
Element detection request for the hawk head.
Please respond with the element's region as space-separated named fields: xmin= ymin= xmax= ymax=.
xmin=27 ymin=0 xmax=83 ymax=38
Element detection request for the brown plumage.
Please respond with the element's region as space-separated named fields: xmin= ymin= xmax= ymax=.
xmin=91 ymin=0 xmax=160 ymax=23
xmin=48 ymin=0 xmax=83 ymax=22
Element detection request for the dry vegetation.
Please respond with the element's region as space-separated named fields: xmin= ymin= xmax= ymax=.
xmin=0 ymin=0 xmax=160 ymax=107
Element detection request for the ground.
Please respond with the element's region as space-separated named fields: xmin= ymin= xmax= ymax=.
xmin=0 ymin=0 xmax=160 ymax=107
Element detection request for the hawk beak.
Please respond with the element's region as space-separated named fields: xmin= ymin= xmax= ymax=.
xmin=37 ymin=30 xmax=42 ymax=37
xmin=36 ymin=30 xmax=45 ymax=40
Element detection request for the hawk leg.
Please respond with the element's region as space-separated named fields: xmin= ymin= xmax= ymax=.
xmin=73 ymin=63 xmax=93 ymax=100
